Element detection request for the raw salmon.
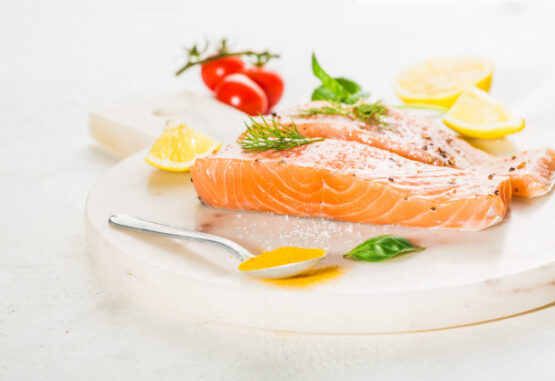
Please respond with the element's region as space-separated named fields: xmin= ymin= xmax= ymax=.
xmin=192 ymin=139 xmax=511 ymax=231
xmin=278 ymin=101 xmax=555 ymax=198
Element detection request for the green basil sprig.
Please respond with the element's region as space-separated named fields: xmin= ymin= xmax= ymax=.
xmin=311 ymin=53 xmax=368 ymax=104
xmin=344 ymin=235 xmax=424 ymax=262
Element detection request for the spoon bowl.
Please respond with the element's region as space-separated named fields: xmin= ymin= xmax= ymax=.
xmin=245 ymin=257 xmax=323 ymax=279
xmin=108 ymin=214 xmax=324 ymax=280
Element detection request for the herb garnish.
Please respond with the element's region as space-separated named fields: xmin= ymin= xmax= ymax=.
xmin=307 ymin=54 xmax=389 ymax=126
xmin=311 ymin=53 xmax=368 ymax=104
xmin=238 ymin=115 xmax=323 ymax=152
xmin=344 ymin=235 xmax=424 ymax=262
xmin=298 ymin=101 xmax=389 ymax=127
xmin=176 ymin=39 xmax=279 ymax=75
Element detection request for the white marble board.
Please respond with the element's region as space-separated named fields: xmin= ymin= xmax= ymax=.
xmin=86 ymin=92 xmax=555 ymax=333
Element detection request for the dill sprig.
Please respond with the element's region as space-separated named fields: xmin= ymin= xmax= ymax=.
xmin=300 ymin=105 xmax=351 ymax=118
xmin=238 ymin=115 xmax=324 ymax=152
xmin=353 ymin=102 xmax=389 ymax=125
xmin=298 ymin=101 xmax=389 ymax=127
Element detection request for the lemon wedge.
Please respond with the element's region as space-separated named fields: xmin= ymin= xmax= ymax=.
xmin=442 ymin=86 xmax=525 ymax=139
xmin=395 ymin=57 xmax=493 ymax=108
xmin=145 ymin=122 xmax=221 ymax=172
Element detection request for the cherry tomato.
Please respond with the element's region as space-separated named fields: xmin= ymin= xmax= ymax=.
xmin=214 ymin=73 xmax=268 ymax=115
xmin=244 ymin=67 xmax=284 ymax=109
xmin=201 ymin=56 xmax=245 ymax=91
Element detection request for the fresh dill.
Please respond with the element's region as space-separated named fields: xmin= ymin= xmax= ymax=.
xmin=298 ymin=101 xmax=389 ymax=127
xmin=352 ymin=102 xmax=389 ymax=125
xmin=238 ymin=115 xmax=324 ymax=152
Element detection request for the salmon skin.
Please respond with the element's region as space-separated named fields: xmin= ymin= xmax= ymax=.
xmin=192 ymin=139 xmax=511 ymax=231
xmin=278 ymin=101 xmax=555 ymax=198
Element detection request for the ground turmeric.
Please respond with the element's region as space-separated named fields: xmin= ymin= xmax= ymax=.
xmin=263 ymin=265 xmax=344 ymax=288
xmin=238 ymin=247 xmax=326 ymax=272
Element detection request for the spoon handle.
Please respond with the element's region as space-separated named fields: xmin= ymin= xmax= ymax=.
xmin=108 ymin=214 xmax=253 ymax=261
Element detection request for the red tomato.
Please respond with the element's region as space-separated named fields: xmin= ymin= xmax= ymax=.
xmin=214 ymin=73 xmax=268 ymax=115
xmin=201 ymin=56 xmax=245 ymax=91
xmin=244 ymin=67 xmax=284 ymax=108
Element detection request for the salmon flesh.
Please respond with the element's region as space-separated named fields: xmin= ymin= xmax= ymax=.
xmin=192 ymin=102 xmax=554 ymax=230
xmin=279 ymin=101 xmax=555 ymax=198
xmin=192 ymin=139 xmax=511 ymax=230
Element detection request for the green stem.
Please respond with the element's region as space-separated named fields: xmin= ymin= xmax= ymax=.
xmin=393 ymin=103 xmax=448 ymax=113
xmin=175 ymin=50 xmax=280 ymax=76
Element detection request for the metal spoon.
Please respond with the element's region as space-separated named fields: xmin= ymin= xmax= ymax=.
xmin=108 ymin=214 xmax=324 ymax=279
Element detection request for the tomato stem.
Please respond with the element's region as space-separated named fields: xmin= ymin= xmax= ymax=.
xmin=175 ymin=39 xmax=279 ymax=76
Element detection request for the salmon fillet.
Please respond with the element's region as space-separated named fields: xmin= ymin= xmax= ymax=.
xmin=192 ymin=139 xmax=511 ymax=231
xmin=278 ymin=101 xmax=555 ymax=198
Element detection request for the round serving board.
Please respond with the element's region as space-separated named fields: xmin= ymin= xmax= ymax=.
xmin=89 ymin=91 xmax=246 ymax=157
xmin=86 ymin=144 xmax=555 ymax=334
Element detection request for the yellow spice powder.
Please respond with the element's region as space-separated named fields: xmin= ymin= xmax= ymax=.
xmin=263 ymin=265 xmax=344 ymax=289
xmin=238 ymin=247 xmax=326 ymax=272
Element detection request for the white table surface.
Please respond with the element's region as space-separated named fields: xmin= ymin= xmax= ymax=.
xmin=1 ymin=0 xmax=554 ymax=379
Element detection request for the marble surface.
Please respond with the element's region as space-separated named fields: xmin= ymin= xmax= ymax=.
xmin=89 ymin=92 xmax=246 ymax=157
xmin=86 ymin=101 xmax=555 ymax=332
xmin=2 ymin=0 xmax=555 ymax=379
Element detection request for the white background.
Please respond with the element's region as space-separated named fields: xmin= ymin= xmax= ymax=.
xmin=1 ymin=0 xmax=554 ymax=379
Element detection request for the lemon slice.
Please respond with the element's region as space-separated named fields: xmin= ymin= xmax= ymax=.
xmin=442 ymin=86 xmax=525 ymax=139
xmin=395 ymin=57 xmax=493 ymax=108
xmin=145 ymin=122 xmax=221 ymax=172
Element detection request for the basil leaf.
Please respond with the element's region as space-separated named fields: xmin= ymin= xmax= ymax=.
xmin=344 ymin=235 xmax=424 ymax=262
xmin=311 ymin=53 xmax=351 ymax=99
xmin=311 ymin=85 xmax=338 ymax=102
xmin=311 ymin=54 xmax=368 ymax=104
xmin=343 ymin=91 xmax=369 ymax=104
xmin=311 ymin=83 xmax=368 ymax=103
xmin=336 ymin=78 xmax=370 ymax=104
xmin=335 ymin=77 xmax=361 ymax=94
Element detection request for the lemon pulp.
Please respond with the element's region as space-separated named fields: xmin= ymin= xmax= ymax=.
xmin=442 ymin=86 xmax=525 ymax=139
xmin=395 ymin=57 xmax=493 ymax=108
xmin=145 ymin=122 xmax=221 ymax=172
